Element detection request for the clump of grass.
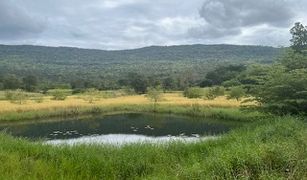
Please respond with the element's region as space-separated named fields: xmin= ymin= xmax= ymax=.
xmin=0 ymin=117 xmax=305 ymax=179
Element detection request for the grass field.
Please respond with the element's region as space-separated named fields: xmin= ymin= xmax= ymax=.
xmin=0 ymin=92 xmax=245 ymax=113
xmin=0 ymin=92 xmax=259 ymax=122
xmin=0 ymin=116 xmax=306 ymax=179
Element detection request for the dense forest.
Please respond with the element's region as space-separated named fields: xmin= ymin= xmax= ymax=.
xmin=0 ymin=44 xmax=282 ymax=91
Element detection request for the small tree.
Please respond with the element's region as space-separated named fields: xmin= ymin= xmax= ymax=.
xmin=146 ymin=86 xmax=162 ymax=112
xmin=82 ymin=88 xmax=100 ymax=103
xmin=5 ymin=89 xmax=28 ymax=104
xmin=183 ymin=87 xmax=204 ymax=99
xmin=228 ymin=86 xmax=245 ymax=101
xmin=22 ymin=75 xmax=38 ymax=92
xmin=204 ymin=86 xmax=225 ymax=100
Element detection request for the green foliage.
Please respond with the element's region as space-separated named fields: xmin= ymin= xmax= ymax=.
xmin=2 ymin=75 xmax=21 ymax=90
xmin=200 ymin=64 xmax=246 ymax=87
xmin=206 ymin=86 xmax=225 ymax=100
xmin=222 ymin=79 xmax=241 ymax=87
xmin=183 ymin=87 xmax=204 ymax=99
xmin=252 ymin=66 xmax=307 ymax=114
xmin=290 ymin=22 xmax=307 ymax=52
xmin=123 ymin=73 xmax=148 ymax=94
xmin=228 ymin=86 xmax=245 ymax=101
xmin=146 ymin=86 xmax=162 ymax=103
xmin=5 ymin=89 xmax=28 ymax=104
xmin=48 ymin=89 xmax=72 ymax=101
xmin=22 ymin=75 xmax=38 ymax=92
xmin=237 ymin=64 xmax=271 ymax=93
xmin=279 ymin=49 xmax=307 ymax=70
xmin=0 ymin=44 xmax=281 ymax=91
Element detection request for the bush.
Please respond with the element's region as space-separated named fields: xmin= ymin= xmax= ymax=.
xmin=5 ymin=89 xmax=28 ymax=104
xmin=81 ymin=88 xmax=101 ymax=103
xmin=183 ymin=87 xmax=204 ymax=99
xmin=204 ymin=86 xmax=225 ymax=100
xmin=146 ymin=87 xmax=162 ymax=103
xmin=228 ymin=86 xmax=245 ymax=101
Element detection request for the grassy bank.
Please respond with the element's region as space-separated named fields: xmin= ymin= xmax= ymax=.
xmin=0 ymin=92 xmax=260 ymax=122
xmin=0 ymin=117 xmax=306 ymax=179
xmin=0 ymin=103 xmax=264 ymax=122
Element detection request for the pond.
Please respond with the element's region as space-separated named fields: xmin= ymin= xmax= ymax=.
xmin=0 ymin=113 xmax=238 ymax=145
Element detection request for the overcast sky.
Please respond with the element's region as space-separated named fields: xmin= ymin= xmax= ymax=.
xmin=0 ymin=0 xmax=306 ymax=50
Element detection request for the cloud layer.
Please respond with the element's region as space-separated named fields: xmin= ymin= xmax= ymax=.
xmin=0 ymin=1 xmax=45 ymax=39
xmin=0 ymin=0 xmax=306 ymax=49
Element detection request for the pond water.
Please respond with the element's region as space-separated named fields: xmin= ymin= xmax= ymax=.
xmin=0 ymin=113 xmax=237 ymax=145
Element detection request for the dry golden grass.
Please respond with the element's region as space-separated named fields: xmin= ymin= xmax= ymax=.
xmin=0 ymin=92 xmax=251 ymax=114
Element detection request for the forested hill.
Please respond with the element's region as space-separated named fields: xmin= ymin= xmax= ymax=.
xmin=0 ymin=44 xmax=281 ymax=63
xmin=0 ymin=44 xmax=283 ymax=90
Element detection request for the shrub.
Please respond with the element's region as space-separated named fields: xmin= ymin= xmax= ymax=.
xmin=81 ymin=88 xmax=101 ymax=103
xmin=183 ymin=87 xmax=204 ymax=99
xmin=228 ymin=86 xmax=245 ymax=101
xmin=5 ymin=89 xmax=28 ymax=104
xmin=204 ymin=86 xmax=225 ymax=100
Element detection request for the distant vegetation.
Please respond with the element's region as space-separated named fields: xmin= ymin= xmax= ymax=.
xmin=0 ymin=44 xmax=282 ymax=91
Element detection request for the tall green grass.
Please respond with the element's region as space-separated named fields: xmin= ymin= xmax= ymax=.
xmin=0 ymin=117 xmax=305 ymax=179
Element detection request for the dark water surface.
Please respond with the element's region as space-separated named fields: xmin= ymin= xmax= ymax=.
xmin=0 ymin=113 xmax=238 ymax=144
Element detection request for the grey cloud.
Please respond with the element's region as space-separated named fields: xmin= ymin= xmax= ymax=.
xmin=0 ymin=1 xmax=46 ymax=39
xmin=192 ymin=0 xmax=295 ymax=39
xmin=0 ymin=0 xmax=306 ymax=49
xmin=189 ymin=24 xmax=241 ymax=39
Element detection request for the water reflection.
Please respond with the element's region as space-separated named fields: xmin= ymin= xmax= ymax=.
xmin=47 ymin=134 xmax=218 ymax=146
xmin=0 ymin=113 xmax=237 ymax=145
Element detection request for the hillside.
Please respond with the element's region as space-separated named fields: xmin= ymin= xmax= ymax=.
xmin=0 ymin=44 xmax=282 ymax=89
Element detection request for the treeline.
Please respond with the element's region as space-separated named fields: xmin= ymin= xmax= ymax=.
xmin=0 ymin=44 xmax=281 ymax=92
xmin=196 ymin=22 xmax=307 ymax=115
xmin=0 ymin=72 xmax=200 ymax=93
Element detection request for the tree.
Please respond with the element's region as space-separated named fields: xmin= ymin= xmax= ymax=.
xmin=146 ymin=86 xmax=163 ymax=112
xmin=3 ymin=75 xmax=21 ymax=90
xmin=22 ymin=75 xmax=38 ymax=92
xmin=237 ymin=64 xmax=271 ymax=93
xmin=127 ymin=73 xmax=148 ymax=94
xmin=5 ymin=89 xmax=28 ymax=104
xmin=252 ymin=66 xmax=307 ymax=114
xmin=162 ymin=77 xmax=177 ymax=91
xmin=201 ymin=64 xmax=246 ymax=87
xmin=184 ymin=87 xmax=204 ymax=99
xmin=290 ymin=22 xmax=307 ymax=52
xmin=247 ymin=23 xmax=307 ymax=114
xmin=279 ymin=49 xmax=307 ymax=70
xmin=228 ymin=86 xmax=245 ymax=101
xmin=147 ymin=86 xmax=162 ymax=102
xmin=207 ymin=86 xmax=225 ymax=100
